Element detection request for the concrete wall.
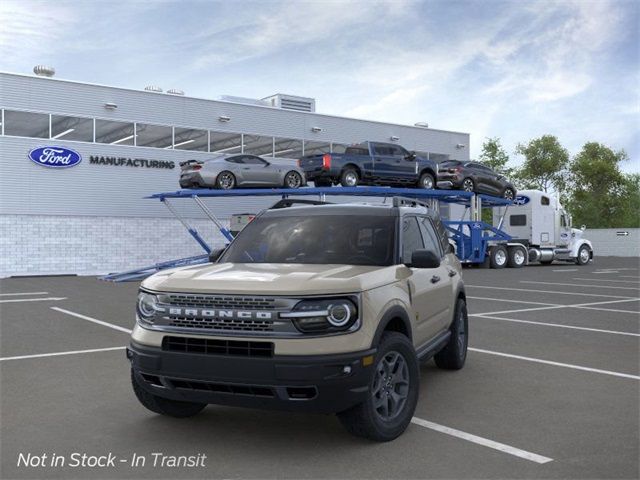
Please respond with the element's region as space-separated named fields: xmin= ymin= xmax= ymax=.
xmin=586 ymin=228 xmax=640 ymax=257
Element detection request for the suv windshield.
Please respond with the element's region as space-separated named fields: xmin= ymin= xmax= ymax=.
xmin=220 ymin=214 xmax=396 ymax=266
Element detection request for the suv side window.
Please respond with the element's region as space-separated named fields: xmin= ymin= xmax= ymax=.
xmin=402 ymin=217 xmax=425 ymax=264
xmin=418 ymin=217 xmax=443 ymax=257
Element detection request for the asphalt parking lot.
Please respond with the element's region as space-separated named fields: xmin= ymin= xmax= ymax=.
xmin=1 ymin=257 xmax=638 ymax=479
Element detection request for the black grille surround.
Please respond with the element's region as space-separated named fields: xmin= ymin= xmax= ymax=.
xmin=162 ymin=336 xmax=274 ymax=357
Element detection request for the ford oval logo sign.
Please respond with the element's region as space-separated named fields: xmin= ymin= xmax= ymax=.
xmin=28 ymin=146 xmax=82 ymax=168
xmin=513 ymin=195 xmax=530 ymax=206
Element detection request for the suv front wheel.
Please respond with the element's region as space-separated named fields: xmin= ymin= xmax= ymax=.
xmin=337 ymin=332 xmax=419 ymax=442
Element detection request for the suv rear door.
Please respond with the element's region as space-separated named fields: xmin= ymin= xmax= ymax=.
xmin=401 ymin=216 xmax=452 ymax=346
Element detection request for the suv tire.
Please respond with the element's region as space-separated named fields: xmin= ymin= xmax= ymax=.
xmin=434 ymin=299 xmax=468 ymax=370
xmin=131 ymin=370 xmax=206 ymax=418
xmin=337 ymin=332 xmax=419 ymax=442
xmin=418 ymin=172 xmax=435 ymax=190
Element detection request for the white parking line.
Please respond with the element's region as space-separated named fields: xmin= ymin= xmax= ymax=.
xmin=621 ymin=275 xmax=640 ymax=279
xmin=472 ymin=314 xmax=640 ymax=337
xmin=0 ymin=346 xmax=125 ymax=362
xmin=0 ymin=297 xmax=67 ymax=304
xmin=0 ymin=291 xmax=49 ymax=296
xmin=466 ymin=285 xmax=637 ymax=299
xmin=51 ymin=307 xmax=132 ymax=334
xmin=474 ymin=298 xmax=640 ymax=317
xmin=553 ymin=269 xmax=578 ymax=272
xmin=520 ymin=281 xmax=640 ymax=291
xmin=411 ymin=417 xmax=553 ymax=464
xmin=469 ymin=348 xmax=640 ymax=380
xmin=573 ymin=278 xmax=640 ymax=284
xmin=467 ymin=296 xmax=558 ymax=307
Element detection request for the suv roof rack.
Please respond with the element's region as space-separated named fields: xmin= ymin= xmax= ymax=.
xmin=392 ymin=196 xmax=431 ymax=209
xmin=269 ymin=198 xmax=333 ymax=209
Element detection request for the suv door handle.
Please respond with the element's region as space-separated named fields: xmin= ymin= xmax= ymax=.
xmin=448 ymin=269 xmax=457 ymax=277
xmin=430 ymin=275 xmax=441 ymax=284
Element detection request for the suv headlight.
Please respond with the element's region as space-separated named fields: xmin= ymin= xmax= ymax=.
xmin=282 ymin=298 xmax=359 ymax=334
xmin=136 ymin=291 xmax=159 ymax=326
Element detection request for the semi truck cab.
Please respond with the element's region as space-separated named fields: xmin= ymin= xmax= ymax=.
xmin=494 ymin=190 xmax=593 ymax=265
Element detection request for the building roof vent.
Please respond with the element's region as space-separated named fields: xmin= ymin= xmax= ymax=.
xmin=167 ymin=89 xmax=185 ymax=96
xmin=262 ymin=94 xmax=316 ymax=113
xmin=33 ymin=65 xmax=55 ymax=77
xmin=144 ymin=85 xmax=163 ymax=93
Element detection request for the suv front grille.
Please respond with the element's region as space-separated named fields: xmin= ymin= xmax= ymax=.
xmin=167 ymin=316 xmax=274 ymax=332
xmin=162 ymin=336 xmax=274 ymax=357
xmin=162 ymin=294 xmax=278 ymax=310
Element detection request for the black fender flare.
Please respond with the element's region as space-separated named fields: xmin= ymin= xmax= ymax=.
xmin=371 ymin=305 xmax=413 ymax=348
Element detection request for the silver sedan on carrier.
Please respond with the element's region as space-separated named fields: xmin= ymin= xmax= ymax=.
xmin=179 ymin=154 xmax=307 ymax=189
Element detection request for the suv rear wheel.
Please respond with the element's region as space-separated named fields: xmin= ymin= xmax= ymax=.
xmin=434 ymin=299 xmax=468 ymax=370
xmin=337 ymin=332 xmax=419 ymax=442
xmin=131 ymin=370 xmax=206 ymax=418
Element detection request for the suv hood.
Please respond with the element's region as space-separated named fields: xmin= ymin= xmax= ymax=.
xmin=142 ymin=263 xmax=400 ymax=295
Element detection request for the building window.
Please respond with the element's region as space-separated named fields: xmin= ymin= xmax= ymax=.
xmin=273 ymin=137 xmax=303 ymax=159
xmin=244 ymin=135 xmax=274 ymax=156
xmin=50 ymin=114 xmax=93 ymax=142
xmin=136 ymin=123 xmax=173 ymax=149
xmin=173 ymin=127 xmax=208 ymax=151
xmin=210 ymin=131 xmax=243 ymax=154
xmin=304 ymin=140 xmax=330 ymax=156
xmin=95 ymin=119 xmax=135 ymax=145
xmin=4 ymin=110 xmax=49 ymax=138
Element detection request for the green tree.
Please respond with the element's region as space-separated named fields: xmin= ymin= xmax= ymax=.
xmin=478 ymin=137 xmax=513 ymax=176
xmin=515 ymin=135 xmax=569 ymax=193
xmin=566 ymin=142 xmax=637 ymax=228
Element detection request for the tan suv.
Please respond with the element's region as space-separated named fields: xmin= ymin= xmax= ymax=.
xmin=128 ymin=198 xmax=468 ymax=441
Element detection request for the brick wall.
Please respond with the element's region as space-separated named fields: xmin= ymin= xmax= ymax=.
xmin=0 ymin=215 xmax=229 ymax=277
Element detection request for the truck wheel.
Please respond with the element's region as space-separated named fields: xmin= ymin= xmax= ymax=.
xmin=462 ymin=178 xmax=475 ymax=192
xmin=337 ymin=332 xmax=419 ymax=442
xmin=576 ymin=245 xmax=591 ymax=265
xmin=434 ymin=299 xmax=468 ymax=370
xmin=418 ymin=172 xmax=435 ymax=190
xmin=507 ymin=246 xmax=526 ymax=268
xmin=340 ymin=168 xmax=359 ymax=187
xmin=489 ymin=245 xmax=508 ymax=269
xmin=131 ymin=370 xmax=206 ymax=418
xmin=216 ymin=171 xmax=236 ymax=190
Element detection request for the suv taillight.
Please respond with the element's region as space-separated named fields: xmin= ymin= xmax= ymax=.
xmin=322 ymin=154 xmax=331 ymax=170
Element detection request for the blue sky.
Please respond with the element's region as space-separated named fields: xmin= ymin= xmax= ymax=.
xmin=1 ymin=0 xmax=638 ymax=172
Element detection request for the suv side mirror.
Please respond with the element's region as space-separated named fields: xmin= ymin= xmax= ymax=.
xmin=405 ymin=151 xmax=416 ymax=161
xmin=208 ymin=248 xmax=225 ymax=263
xmin=407 ymin=249 xmax=440 ymax=268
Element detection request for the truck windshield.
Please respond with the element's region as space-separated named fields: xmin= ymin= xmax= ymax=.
xmin=220 ymin=215 xmax=396 ymax=266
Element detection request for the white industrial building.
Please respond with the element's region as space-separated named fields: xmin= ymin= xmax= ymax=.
xmin=0 ymin=69 xmax=470 ymax=277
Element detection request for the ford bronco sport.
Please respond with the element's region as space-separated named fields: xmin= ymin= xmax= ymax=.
xmin=128 ymin=197 xmax=468 ymax=441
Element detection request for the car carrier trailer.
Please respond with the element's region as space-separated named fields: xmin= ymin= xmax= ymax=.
xmin=102 ymin=186 xmax=559 ymax=282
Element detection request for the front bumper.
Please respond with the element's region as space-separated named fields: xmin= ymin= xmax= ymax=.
xmin=128 ymin=341 xmax=376 ymax=414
